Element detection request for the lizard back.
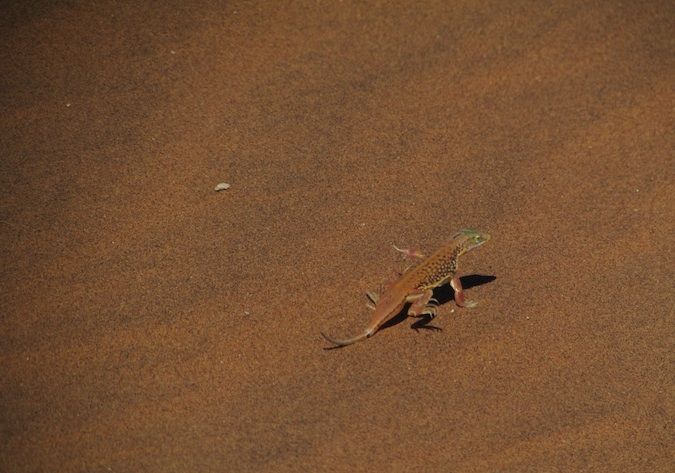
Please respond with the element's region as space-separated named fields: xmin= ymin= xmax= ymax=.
xmin=403 ymin=242 xmax=461 ymax=291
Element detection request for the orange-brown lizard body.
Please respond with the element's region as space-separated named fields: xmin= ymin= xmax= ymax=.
xmin=321 ymin=229 xmax=490 ymax=347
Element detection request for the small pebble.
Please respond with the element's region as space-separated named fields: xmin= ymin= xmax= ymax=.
xmin=214 ymin=182 xmax=231 ymax=191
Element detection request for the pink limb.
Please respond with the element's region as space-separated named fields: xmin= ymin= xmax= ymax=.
xmin=405 ymin=290 xmax=439 ymax=318
xmin=392 ymin=244 xmax=426 ymax=259
xmin=450 ymin=276 xmax=477 ymax=308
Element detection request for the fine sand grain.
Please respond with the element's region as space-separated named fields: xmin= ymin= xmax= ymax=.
xmin=1 ymin=1 xmax=673 ymax=472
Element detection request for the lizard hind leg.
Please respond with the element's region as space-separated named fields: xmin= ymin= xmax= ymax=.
xmin=365 ymin=291 xmax=379 ymax=310
xmin=366 ymin=268 xmax=401 ymax=310
xmin=406 ymin=289 xmax=437 ymax=318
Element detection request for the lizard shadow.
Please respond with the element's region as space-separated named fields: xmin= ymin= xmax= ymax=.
xmin=322 ymin=274 xmax=496 ymax=349
xmin=380 ymin=274 xmax=497 ymax=332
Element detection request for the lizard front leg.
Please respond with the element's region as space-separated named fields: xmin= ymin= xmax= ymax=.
xmin=392 ymin=244 xmax=426 ymax=259
xmin=450 ymin=276 xmax=478 ymax=308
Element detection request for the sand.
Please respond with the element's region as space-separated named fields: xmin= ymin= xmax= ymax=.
xmin=1 ymin=1 xmax=673 ymax=471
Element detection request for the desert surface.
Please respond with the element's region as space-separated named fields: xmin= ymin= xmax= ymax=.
xmin=1 ymin=1 xmax=673 ymax=471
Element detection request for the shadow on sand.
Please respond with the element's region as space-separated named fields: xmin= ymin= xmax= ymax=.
xmin=323 ymin=274 xmax=496 ymax=349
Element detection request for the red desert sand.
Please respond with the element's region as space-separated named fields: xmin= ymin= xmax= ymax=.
xmin=1 ymin=1 xmax=673 ymax=472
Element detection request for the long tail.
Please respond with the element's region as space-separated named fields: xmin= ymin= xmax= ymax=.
xmin=321 ymin=329 xmax=374 ymax=347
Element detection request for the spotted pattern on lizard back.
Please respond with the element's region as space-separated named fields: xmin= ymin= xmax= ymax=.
xmin=321 ymin=229 xmax=490 ymax=347
xmin=413 ymin=244 xmax=461 ymax=290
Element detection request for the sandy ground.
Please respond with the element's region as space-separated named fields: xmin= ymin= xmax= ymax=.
xmin=1 ymin=1 xmax=673 ymax=471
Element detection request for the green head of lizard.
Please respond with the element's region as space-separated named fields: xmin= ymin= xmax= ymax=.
xmin=453 ymin=228 xmax=490 ymax=256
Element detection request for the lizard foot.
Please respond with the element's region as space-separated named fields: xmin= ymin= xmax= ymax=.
xmin=365 ymin=291 xmax=379 ymax=310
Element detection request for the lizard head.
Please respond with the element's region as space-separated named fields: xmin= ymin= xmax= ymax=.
xmin=454 ymin=229 xmax=490 ymax=255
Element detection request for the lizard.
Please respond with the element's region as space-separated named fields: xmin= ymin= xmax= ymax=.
xmin=321 ymin=229 xmax=490 ymax=347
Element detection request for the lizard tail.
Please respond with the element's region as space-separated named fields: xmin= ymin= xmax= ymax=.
xmin=321 ymin=329 xmax=374 ymax=347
